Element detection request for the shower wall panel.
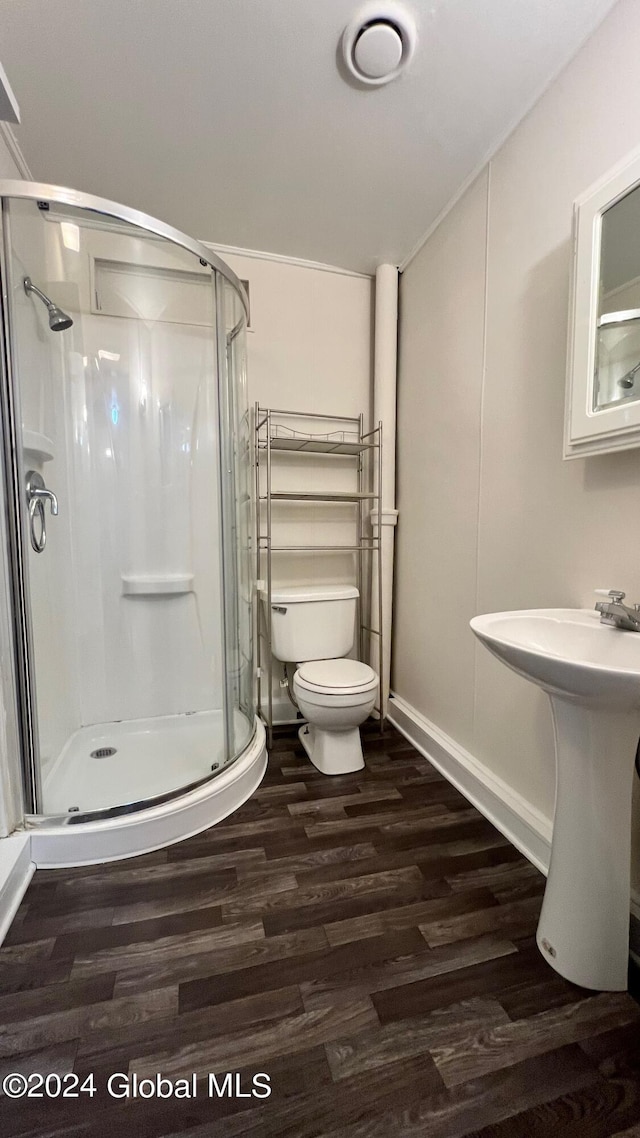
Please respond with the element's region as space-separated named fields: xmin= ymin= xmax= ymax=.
xmin=41 ymin=224 xmax=224 ymax=730
xmin=69 ymin=311 xmax=222 ymax=724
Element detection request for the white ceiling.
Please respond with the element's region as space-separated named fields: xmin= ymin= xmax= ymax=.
xmin=0 ymin=0 xmax=619 ymax=273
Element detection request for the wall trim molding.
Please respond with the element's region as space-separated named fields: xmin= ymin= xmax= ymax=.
xmin=388 ymin=693 xmax=552 ymax=874
xmin=0 ymin=833 xmax=33 ymax=945
xmin=0 ymin=123 xmax=32 ymax=179
xmin=201 ymin=241 xmax=372 ymax=280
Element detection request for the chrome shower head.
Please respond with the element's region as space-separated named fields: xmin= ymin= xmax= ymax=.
xmin=23 ymin=277 xmax=73 ymax=331
xmin=47 ymin=305 xmax=73 ymax=332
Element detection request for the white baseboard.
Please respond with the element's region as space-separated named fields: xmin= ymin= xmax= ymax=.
xmin=388 ymin=693 xmax=552 ymax=875
xmin=0 ymin=833 xmax=34 ymax=945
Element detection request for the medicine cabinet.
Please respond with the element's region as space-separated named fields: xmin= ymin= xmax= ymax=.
xmin=566 ymin=145 xmax=640 ymax=457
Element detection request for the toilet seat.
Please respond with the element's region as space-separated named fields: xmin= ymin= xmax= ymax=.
xmin=293 ymin=659 xmax=378 ymax=775
xmin=295 ymin=659 xmax=377 ymax=695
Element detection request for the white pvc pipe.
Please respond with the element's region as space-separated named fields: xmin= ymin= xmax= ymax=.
xmin=371 ymin=264 xmax=398 ymax=716
xmin=374 ymin=264 xmax=398 ymax=506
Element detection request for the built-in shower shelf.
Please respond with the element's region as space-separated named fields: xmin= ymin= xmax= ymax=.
xmin=121 ymin=573 xmax=194 ymax=596
xmin=23 ymin=430 xmax=54 ymax=463
xmin=598 ymin=309 xmax=640 ymax=327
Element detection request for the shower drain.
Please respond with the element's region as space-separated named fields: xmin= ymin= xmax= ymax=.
xmin=90 ymin=746 xmax=117 ymax=759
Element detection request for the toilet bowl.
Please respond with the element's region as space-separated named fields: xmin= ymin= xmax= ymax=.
xmin=259 ymin=583 xmax=379 ymax=776
xmin=293 ymin=658 xmax=378 ymax=775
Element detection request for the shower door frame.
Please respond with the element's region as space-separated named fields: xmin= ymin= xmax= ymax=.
xmin=0 ymin=181 xmax=251 ymax=822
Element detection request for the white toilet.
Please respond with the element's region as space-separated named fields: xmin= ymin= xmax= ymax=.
xmin=261 ymin=584 xmax=378 ymax=775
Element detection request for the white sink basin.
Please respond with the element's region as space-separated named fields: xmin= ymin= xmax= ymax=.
xmin=471 ymin=606 xmax=640 ymax=992
xmin=470 ymin=607 xmax=640 ymax=707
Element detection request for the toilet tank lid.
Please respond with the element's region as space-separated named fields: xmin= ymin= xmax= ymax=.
xmin=261 ymin=584 xmax=359 ymax=604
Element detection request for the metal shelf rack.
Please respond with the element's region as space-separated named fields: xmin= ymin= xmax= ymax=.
xmin=255 ymin=405 xmax=383 ymax=747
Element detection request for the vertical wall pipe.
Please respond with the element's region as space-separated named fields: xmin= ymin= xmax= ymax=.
xmin=371 ymin=264 xmax=398 ymax=717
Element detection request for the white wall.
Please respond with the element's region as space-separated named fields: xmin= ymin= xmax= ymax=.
xmin=211 ymin=250 xmax=373 ymax=420
xmin=394 ymin=0 xmax=640 ymax=854
xmin=222 ymin=250 xmax=374 ymax=592
xmin=0 ymin=129 xmax=21 ymax=180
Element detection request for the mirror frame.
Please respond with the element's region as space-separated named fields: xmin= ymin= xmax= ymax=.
xmin=565 ymin=143 xmax=640 ymax=458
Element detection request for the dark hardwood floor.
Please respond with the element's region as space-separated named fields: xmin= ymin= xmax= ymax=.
xmin=2 ymin=721 xmax=640 ymax=1137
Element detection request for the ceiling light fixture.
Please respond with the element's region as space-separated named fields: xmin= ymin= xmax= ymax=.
xmin=341 ymin=2 xmax=417 ymax=87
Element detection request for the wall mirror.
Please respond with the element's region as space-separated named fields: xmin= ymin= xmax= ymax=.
xmin=565 ymin=145 xmax=640 ymax=457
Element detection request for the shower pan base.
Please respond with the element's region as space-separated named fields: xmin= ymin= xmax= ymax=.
xmin=43 ymin=708 xmax=248 ymax=816
xmin=27 ymin=718 xmax=266 ymax=868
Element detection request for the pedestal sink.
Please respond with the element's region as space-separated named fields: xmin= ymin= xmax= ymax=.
xmin=470 ymin=608 xmax=640 ymax=991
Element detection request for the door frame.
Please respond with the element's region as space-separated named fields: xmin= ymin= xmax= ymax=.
xmin=0 ymin=200 xmax=42 ymax=813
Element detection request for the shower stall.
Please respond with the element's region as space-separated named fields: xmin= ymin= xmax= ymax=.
xmin=0 ymin=182 xmax=266 ymax=866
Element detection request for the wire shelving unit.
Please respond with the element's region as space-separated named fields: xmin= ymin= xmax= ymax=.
xmin=255 ymin=405 xmax=383 ymax=747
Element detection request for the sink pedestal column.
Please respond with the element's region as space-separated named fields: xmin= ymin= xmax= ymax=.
xmin=537 ymin=697 xmax=638 ymax=991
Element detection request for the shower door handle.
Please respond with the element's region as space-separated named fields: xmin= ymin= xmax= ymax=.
xmin=26 ymin=470 xmax=58 ymax=553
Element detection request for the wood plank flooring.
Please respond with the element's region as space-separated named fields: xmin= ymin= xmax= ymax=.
xmin=1 ymin=720 xmax=640 ymax=1137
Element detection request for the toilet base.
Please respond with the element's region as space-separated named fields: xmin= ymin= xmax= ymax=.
xmin=298 ymin=724 xmax=365 ymax=776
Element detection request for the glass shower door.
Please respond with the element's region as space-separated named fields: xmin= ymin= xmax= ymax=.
xmin=1 ymin=194 xmax=239 ymax=819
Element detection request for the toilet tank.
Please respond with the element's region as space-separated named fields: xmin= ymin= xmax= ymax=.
xmin=260 ymin=584 xmax=359 ymax=662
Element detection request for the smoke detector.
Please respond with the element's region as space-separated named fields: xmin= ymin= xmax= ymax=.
xmin=341 ymin=2 xmax=417 ymax=87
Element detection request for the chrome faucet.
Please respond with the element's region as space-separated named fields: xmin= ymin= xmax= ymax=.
xmin=595 ymin=589 xmax=640 ymax=632
xmin=25 ymin=470 xmax=58 ymax=554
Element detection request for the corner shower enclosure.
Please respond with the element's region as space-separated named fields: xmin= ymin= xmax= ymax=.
xmin=0 ymin=182 xmax=265 ymax=865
